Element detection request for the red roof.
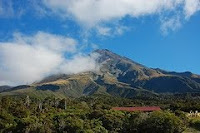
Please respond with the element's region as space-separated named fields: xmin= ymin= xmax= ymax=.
xmin=112 ymin=106 xmax=161 ymax=112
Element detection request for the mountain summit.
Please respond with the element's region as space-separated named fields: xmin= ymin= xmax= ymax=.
xmin=1 ymin=49 xmax=200 ymax=98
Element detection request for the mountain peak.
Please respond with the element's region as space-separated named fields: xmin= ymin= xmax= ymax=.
xmin=93 ymin=49 xmax=110 ymax=53
xmin=93 ymin=49 xmax=123 ymax=63
xmin=94 ymin=49 xmax=144 ymax=68
xmin=94 ymin=49 xmax=119 ymax=57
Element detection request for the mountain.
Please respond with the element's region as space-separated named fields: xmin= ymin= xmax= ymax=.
xmin=0 ymin=86 xmax=12 ymax=92
xmin=1 ymin=49 xmax=200 ymax=99
xmin=94 ymin=49 xmax=200 ymax=93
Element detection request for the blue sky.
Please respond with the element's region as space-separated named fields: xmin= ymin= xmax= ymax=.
xmin=98 ymin=15 xmax=200 ymax=74
xmin=0 ymin=0 xmax=200 ymax=85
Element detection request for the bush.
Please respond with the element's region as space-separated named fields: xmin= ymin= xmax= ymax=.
xmin=189 ymin=119 xmax=200 ymax=131
xmin=140 ymin=111 xmax=185 ymax=133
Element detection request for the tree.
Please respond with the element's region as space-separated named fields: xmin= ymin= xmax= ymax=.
xmin=100 ymin=110 xmax=125 ymax=132
xmin=64 ymin=116 xmax=84 ymax=132
xmin=122 ymin=112 xmax=148 ymax=133
xmin=140 ymin=111 xmax=185 ymax=133
xmin=0 ymin=108 xmax=16 ymax=132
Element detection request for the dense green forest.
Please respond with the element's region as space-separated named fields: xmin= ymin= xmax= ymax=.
xmin=0 ymin=94 xmax=200 ymax=133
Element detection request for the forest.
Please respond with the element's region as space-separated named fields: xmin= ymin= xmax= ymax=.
xmin=0 ymin=94 xmax=200 ymax=133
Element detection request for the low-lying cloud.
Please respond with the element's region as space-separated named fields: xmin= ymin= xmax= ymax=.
xmin=0 ymin=32 xmax=99 ymax=85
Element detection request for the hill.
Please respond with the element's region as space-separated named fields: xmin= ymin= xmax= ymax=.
xmin=0 ymin=86 xmax=12 ymax=92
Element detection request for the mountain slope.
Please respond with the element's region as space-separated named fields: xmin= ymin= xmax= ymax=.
xmin=95 ymin=49 xmax=200 ymax=93
xmin=1 ymin=49 xmax=200 ymax=98
xmin=0 ymin=86 xmax=12 ymax=92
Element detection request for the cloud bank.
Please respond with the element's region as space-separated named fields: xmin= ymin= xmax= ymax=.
xmin=41 ymin=0 xmax=200 ymax=35
xmin=0 ymin=32 xmax=99 ymax=85
xmin=1 ymin=0 xmax=200 ymax=35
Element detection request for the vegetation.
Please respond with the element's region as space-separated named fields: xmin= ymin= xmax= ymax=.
xmin=0 ymin=94 xmax=200 ymax=133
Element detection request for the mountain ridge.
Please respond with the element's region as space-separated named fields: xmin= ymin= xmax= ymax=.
xmin=1 ymin=49 xmax=200 ymax=99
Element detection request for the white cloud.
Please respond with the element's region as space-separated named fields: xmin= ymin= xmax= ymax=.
xmin=41 ymin=0 xmax=200 ymax=35
xmin=59 ymin=53 xmax=99 ymax=74
xmin=1 ymin=0 xmax=199 ymax=36
xmin=115 ymin=25 xmax=129 ymax=35
xmin=96 ymin=26 xmax=112 ymax=36
xmin=91 ymin=43 xmax=99 ymax=50
xmin=96 ymin=25 xmax=129 ymax=37
xmin=184 ymin=0 xmax=200 ymax=18
xmin=42 ymin=0 xmax=180 ymax=26
xmin=0 ymin=32 xmax=99 ymax=85
xmin=160 ymin=16 xmax=182 ymax=35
